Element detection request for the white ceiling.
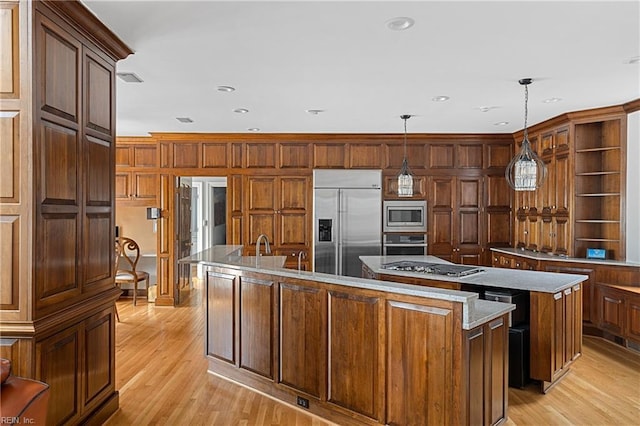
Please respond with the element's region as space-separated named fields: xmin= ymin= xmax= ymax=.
xmin=82 ymin=0 xmax=640 ymax=136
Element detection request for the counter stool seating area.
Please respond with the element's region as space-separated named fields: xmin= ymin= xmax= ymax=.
xmin=115 ymin=237 xmax=150 ymax=307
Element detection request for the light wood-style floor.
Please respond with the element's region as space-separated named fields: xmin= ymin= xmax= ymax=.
xmin=105 ymin=283 xmax=640 ymax=426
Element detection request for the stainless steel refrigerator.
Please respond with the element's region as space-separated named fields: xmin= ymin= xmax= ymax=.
xmin=313 ymin=169 xmax=382 ymax=277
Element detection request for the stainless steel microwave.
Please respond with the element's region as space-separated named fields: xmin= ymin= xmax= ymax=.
xmin=383 ymin=200 xmax=427 ymax=232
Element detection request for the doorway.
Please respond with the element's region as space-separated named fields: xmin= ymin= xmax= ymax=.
xmin=175 ymin=176 xmax=227 ymax=304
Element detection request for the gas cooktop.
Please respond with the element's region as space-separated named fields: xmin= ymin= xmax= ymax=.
xmin=381 ymin=261 xmax=484 ymax=277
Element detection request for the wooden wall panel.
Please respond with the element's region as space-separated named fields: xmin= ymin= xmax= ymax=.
xmin=39 ymin=326 xmax=81 ymax=425
xmin=457 ymin=144 xmax=483 ymax=168
xmin=84 ymin=311 xmax=113 ymax=406
xmin=0 ymin=112 xmax=19 ymax=201
xmin=39 ymin=16 xmax=80 ymax=123
xmin=133 ymin=145 xmax=156 ymax=167
xmin=84 ymin=213 xmax=112 ymax=285
xmin=430 ymin=144 xmax=455 ymax=168
xmin=328 ymin=291 xmax=380 ymax=419
xmin=202 ymin=143 xmax=228 ymax=168
xmin=486 ymin=143 xmax=512 ymax=169
xmin=247 ymin=143 xmax=276 ymax=168
xmin=313 ymin=143 xmax=346 ymax=168
xmin=37 ymin=215 xmax=79 ymax=301
xmin=115 ymin=146 xmax=130 ymax=167
xmin=387 ymin=143 xmax=427 ymax=169
xmin=85 ymin=55 xmax=111 ymax=135
xmin=86 ymin=136 xmax=111 ymax=205
xmin=239 ymin=276 xmax=274 ymax=378
xmin=173 ymin=143 xmax=199 ymax=168
xmin=279 ymin=213 xmax=306 ymax=246
xmin=0 ymin=3 xmax=19 ymax=98
xmin=279 ymin=283 xmax=325 ymax=398
xmin=279 ymin=143 xmax=310 ymax=168
xmin=39 ymin=122 xmax=78 ymax=204
xmin=386 ymin=300 xmax=453 ymax=426
xmin=349 ymin=144 xmax=384 ymax=168
xmin=0 ymin=215 xmax=19 ymax=309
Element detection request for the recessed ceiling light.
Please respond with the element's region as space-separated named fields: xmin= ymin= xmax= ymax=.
xmin=432 ymin=96 xmax=450 ymax=102
xmin=176 ymin=117 xmax=193 ymax=123
xmin=117 ymin=72 xmax=143 ymax=83
xmin=306 ymin=109 xmax=325 ymax=115
xmin=386 ymin=17 xmax=414 ymax=31
xmin=217 ymin=85 xmax=235 ymax=92
xmin=543 ymin=97 xmax=562 ymax=103
xmin=494 ymin=121 xmax=509 ymax=126
xmin=247 ymin=128 xmax=260 ymax=132
xmin=625 ymin=56 xmax=640 ymax=64
xmin=233 ymin=108 xmax=249 ymax=114
xmin=476 ymin=106 xmax=498 ymax=112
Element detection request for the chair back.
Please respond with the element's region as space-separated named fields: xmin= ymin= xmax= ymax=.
xmin=115 ymin=237 xmax=142 ymax=275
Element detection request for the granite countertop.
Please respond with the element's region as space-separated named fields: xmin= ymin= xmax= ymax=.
xmin=491 ymin=247 xmax=640 ymax=267
xmin=179 ymin=246 xmax=514 ymax=330
xmin=361 ymin=255 xmax=588 ymax=294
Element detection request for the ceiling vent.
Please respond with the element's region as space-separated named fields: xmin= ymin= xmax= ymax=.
xmin=176 ymin=117 xmax=193 ymax=123
xmin=116 ymin=72 xmax=143 ymax=83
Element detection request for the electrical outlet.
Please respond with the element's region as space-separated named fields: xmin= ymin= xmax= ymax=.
xmin=296 ymin=396 xmax=309 ymax=409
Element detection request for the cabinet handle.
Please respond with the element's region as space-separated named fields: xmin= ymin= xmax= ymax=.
xmin=554 ymin=292 xmax=562 ymax=300
xmin=564 ymin=288 xmax=572 ymax=295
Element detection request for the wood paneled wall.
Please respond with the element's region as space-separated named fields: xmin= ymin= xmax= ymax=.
xmin=122 ymin=133 xmax=513 ymax=306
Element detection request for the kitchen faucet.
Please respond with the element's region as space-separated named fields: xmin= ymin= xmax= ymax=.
xmin=297 ymin=251 xmax=306 ymax=271
xmin=256 ymin=234 xmax=271 ymax=256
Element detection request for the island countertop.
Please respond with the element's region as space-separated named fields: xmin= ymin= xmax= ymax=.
xmin=179 ymin=246 xmax=514 ymax=329
xmin=360 ymin=255 xmax=588 ymax=294
xmin=491 ymin=247 xmax=640 ymax=267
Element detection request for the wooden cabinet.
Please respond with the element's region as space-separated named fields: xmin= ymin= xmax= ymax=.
xmin=115 ymin=140 xmax=158 ymax=205
xmin=1 ymin=2 xmax=129 ymax=423
xmin=594 ymin=284 xmax=628 ymax=337
xmin=244 ymin=175 xmax=311 ymax=270
xmin=530 ymin=286 xmax=582 ymax=392
xmin=205 ymin=265 xmax=501 ymax=426
xmin=464 ymin=315 xmax=509 ymax=426
xmin=115 ymin=171 xmax=158 ymax=204
xmin=38 ymin=306 xmax=116 ymax=424
xmin=538 ymin=128 xmax=571 ymax=255
xmin=429 ymin=176 xmax=483 ymax=265
xmin=115 ymin=143 xmax=156 ymax=168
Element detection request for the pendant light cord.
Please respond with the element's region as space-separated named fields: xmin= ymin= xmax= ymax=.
xmin=523 ymin=83 xmax=529 ymax=142
xmin=403 ymin=117 xmax=408 ymax=159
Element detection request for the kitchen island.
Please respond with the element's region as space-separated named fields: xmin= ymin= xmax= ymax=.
xmin=360 ymin=255 xmax=589 ymax=393
xmin=181 ymin=246 xmax=514 ymax=426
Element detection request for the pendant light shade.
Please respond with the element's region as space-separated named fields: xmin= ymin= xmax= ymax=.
xmin=398 ymin=114 xmax=413 ymax=197
xmin=505 ymin=78 xmax=547 ymax=191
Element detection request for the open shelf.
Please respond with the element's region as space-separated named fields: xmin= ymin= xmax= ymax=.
xmin=573 ymin=118 xmax=624 ymax=260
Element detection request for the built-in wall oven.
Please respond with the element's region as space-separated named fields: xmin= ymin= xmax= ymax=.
xmin=383 ymin=200 xmax=427 ymax=233
xmin=383 ymin=233 xmax=428 ymax=255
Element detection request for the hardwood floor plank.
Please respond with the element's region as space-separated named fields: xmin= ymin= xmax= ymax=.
xmin=106 ymin=284 xmax=639 ymax=425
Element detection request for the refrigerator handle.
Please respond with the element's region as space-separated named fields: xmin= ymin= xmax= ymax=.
xmin=336 ymin=189 xmax=342 ymax=275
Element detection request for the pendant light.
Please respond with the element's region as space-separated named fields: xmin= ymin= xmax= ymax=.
xmin=505 ymin=78 xmax=546 ymax=191
xmin=398 ymin=114 xmax=413 ymax=197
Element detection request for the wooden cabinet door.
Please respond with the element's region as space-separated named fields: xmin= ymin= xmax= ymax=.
xmin=132 ymin=172 xmax=157 ymax=201
xmin=328 ymin=291 xmax=381 ymax=420
xmin=115 ymin=172 xmax=130 ymax=200
xmin=626 ymin=296 xmax=640 ymax=344
xmin=206 ymin=271 xmax=237 ymax=364
xmin=278 ymin=176 xmax=308 ymax=246
xmin=457 ymin=177 xmax=482 ymax=264
xmin=239 ymin=276 xmax=274 ymax=378
xmin=279 ymin=282 xmax=326 ymax=398
xmin=429 ymin=177 xmax=454 ymax=262
xmin=595 ymin=285 xmax=624 ymax=335
xmin=246 ymin=176 xmax=277 ymax=250
xmin=38 ymin=325 xmax=81 ymax=424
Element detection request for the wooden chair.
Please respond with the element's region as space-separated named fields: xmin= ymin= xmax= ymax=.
xmin=115 ymin=237 xmax=150 ymax=307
